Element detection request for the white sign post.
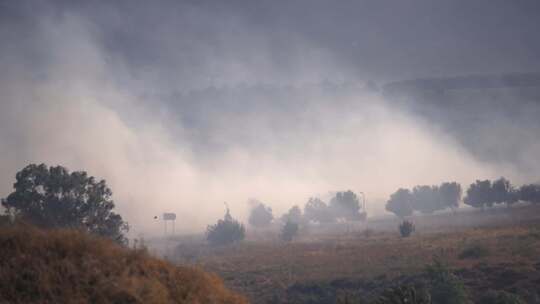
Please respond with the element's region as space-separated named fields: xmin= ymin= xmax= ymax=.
xmin=162 ymin=212 xmax=177 ymax=236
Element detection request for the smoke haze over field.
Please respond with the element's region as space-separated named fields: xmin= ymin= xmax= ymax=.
xmin=1 ymin=1 xmax=539 ymax=235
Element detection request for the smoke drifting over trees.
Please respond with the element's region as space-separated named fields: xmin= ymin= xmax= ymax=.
xmin=1 ymin=1 xmax=540 ymax=236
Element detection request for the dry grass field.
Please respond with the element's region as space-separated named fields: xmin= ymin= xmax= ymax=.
xmin=173 ymin=205 xmax=540 ymax=303
xmin=0 ymin=225 xmax=247 ymax=304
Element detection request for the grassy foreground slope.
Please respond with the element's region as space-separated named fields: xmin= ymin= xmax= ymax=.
xmin=0 ymin=225 xmax=247 ymax=304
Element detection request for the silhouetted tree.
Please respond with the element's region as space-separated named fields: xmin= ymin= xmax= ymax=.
xmin=464 ymin=180 xmax=493 ymax=209
xmin=386 ymin=188 xmax=413 ymax=218
xmin=519 ymin=183 xmax=540 ymax=204
xmin=248 ymin=201 xmax=273 ymax=228
xmin=492 ymin=177 xmax=518 ymax=206
xmin=329 ymin=190 xmax=363 ymax=221
xmin=281 ymin=205 xmax=302 ymax=224
xmin=304 ymin=197 xmax=334 ymax=223
xmin=1 ymin=164 xmax=128 ymax=244
xmin=412 ymin=185 xmax=442 ymax=214
xmin=281 ymin=220 xmax=299 ymax=242
xmin=207 ymin=208 xmax=245 ymax=246
xmin=439 ymin=182 xmax=462 ymax=212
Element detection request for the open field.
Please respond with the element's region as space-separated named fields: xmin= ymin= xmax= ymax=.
xmin=171 ymin=205 xmax=540 ymax=303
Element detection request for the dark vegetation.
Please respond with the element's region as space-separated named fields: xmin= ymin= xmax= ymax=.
xmin=386 ymin=178 xmax=540 ymax=218
xmin=458 ymin=244 xmax=490 ymax=260
xmin=399 ymin=220 xmax=415 ymax=238
xmin=248 ymin=201 xmax=274 ymax=228
xmin=386 ymin=182 xmax=461 ymax=218
xmin=281 ymin=205 xmax=303 ymax=224
xmin=281 ymin=220 xmax=299 ymax=242
xmin=303 ymin=191 xmax=367 ymax=224
xmin=207 ymin=208 xmax=246 ymax=246
xmin=1 ymin=163 xmax=129 ymax=244
xmin=0 ymin=224 xmax=246 ymax=304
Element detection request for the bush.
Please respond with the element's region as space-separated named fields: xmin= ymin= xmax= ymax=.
xmin=281 ymin=220 xmax=299 ymax=242
xmin=399 ymin=220 xmax=415 ymax=237
xmin=458 ymin=244 xmax=489 ymax=259
xmin=425 ymin=259 xmax=469 ymax=304
xmin=207 ymin=209 xmax=245 ymax=246
xmin=376 ymin=285 xmax=431 ymax=304
xmin=478 ymin=290 xmax=524 ymax=304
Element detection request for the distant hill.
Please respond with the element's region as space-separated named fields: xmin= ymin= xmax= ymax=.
xmin=0 ymin=225 xmax=247 ymax=304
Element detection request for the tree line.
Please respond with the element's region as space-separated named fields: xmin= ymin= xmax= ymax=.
xmin=247 ymin=190 xmax=367 ymax=228
xmin=207 ymin=190 xmax=368 ymax=245
xmin=385 ymin=177 xmax=540 ymax=218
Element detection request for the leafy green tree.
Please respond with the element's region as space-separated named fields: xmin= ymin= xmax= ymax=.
xmin=464 ymin=180 xmax=493 ymax=209
xmin=386 ymin=188 xmax=413 ymax=218
xmin=281 ymin=220 xmax=299 ymax=242
xmin=439 ymin=182 xmax=462 ymax=211
xmin=1 ymin=164 xmax=128 ymax=243
xmin=248 ymin=201 xmax=273 ymax=228
xmin=329 ymin=190 xmax=363 ymax=221
xmin=207 ymin=208 xmax=245 ymax=246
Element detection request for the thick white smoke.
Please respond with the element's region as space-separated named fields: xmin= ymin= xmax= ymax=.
xmin=0 ymin=7 xmax=523 ymax=237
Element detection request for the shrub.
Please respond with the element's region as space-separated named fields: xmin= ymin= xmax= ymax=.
xmin=477 ymin=290 xmax=524 ymax=304
xmin=425 ymin=259 xmax=469 ymax=304
xmin=399 ymin=220 xmax=415 ymax=237
xmin=207 ymin=209 xmax=245 ymax=246
xmin=458 ymin=244 xmax=489 ymax=259
xmin=376 ymin=285 xmax=431 ymax=304
xmin=281 ymin=220 xmax=299 ymax=242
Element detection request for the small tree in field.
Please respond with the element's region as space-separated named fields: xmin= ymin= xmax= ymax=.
xmin=248 ymin=201 xmax=273 ymax=228
xmin=492 ymin=177 xmax=519 ymax=207
xmin=386 ymin=188 xmax=413 ymax=218
xmin=329 ymin=190 xmax=362 ymax=220
xmin=207 ymin=208 xmax=245 ymax=246
xmin=304 ymin=197 xmax=334 ymax=223
xmin=464 ymin=180 xmax=493 ymax=209
xmin=439 ymin=182 xmax=462 ymax=212
xmin=399 ymin=220 xmax=415 ymax=237
xmin=412 ymin=185 xmax=442 ymax=214
xmin=519 ymin=183 xmax=540 ymax=204
xmin=1 ymin=163 xmax=128 ymax=244
xmin=281 ymin=205 xmax=302 ymax=224
xmin=281 ymin=220 xmax=299 ymax=242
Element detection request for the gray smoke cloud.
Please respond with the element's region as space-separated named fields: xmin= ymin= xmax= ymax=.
xmin=0 ymin=1 xmax=538 ymax=236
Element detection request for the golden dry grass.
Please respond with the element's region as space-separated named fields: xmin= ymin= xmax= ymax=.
xmin=0 ymin=225 xmax=247 ymax=304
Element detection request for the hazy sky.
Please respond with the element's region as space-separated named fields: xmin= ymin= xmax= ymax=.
xmin=1 ymin=0 xmax=539 ymax=235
